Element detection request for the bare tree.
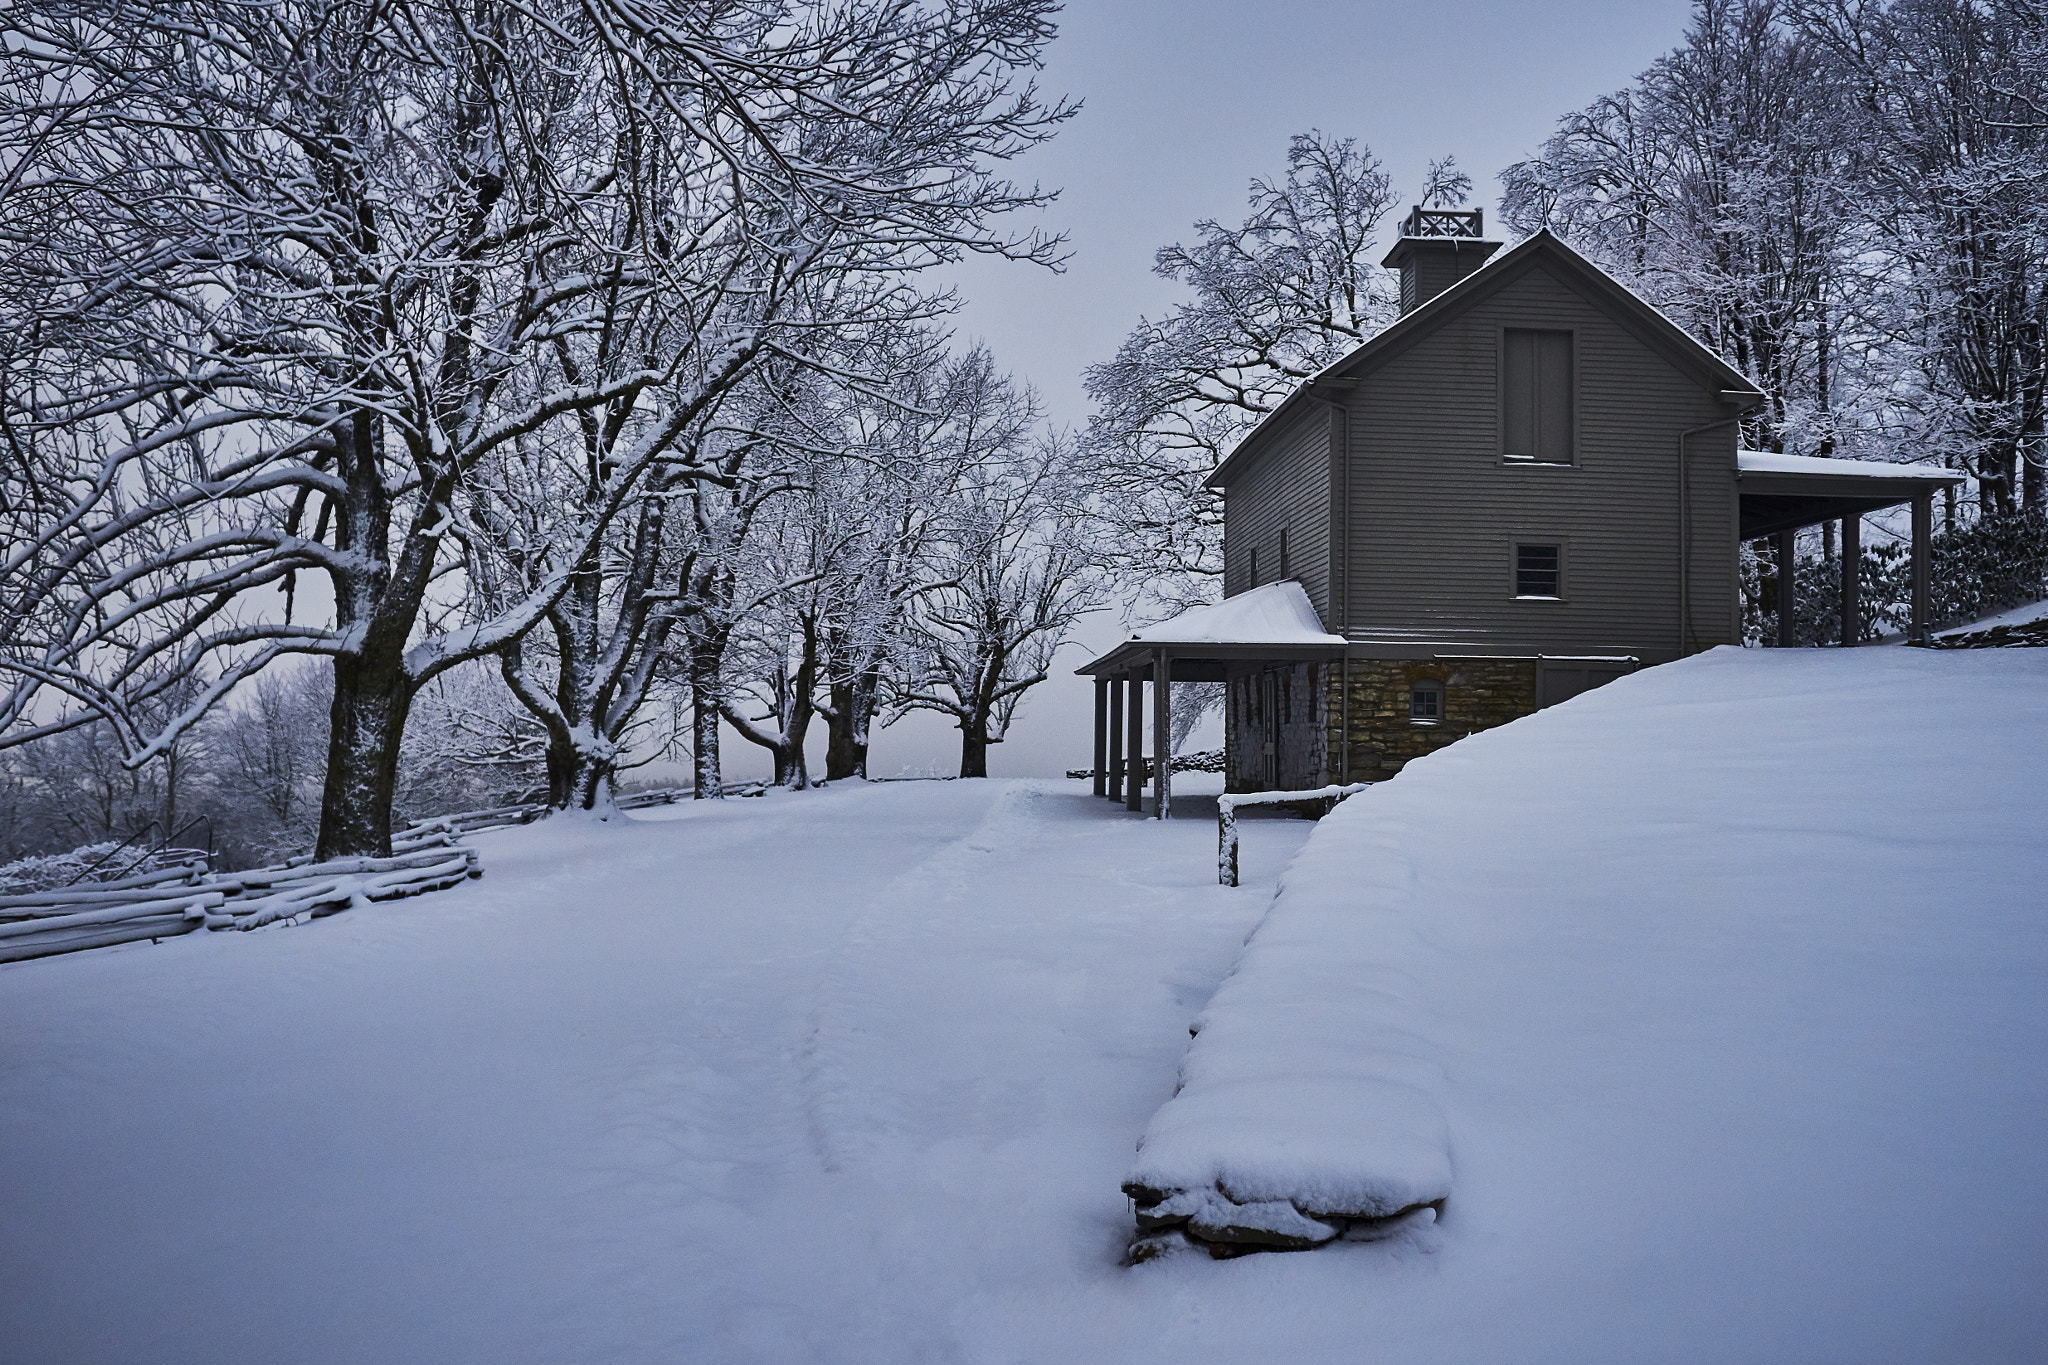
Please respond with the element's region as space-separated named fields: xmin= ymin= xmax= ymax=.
xmin=1080 ymin=133 xmax=1456 ymax=610
xmin=901 ymin=432 xmax=1104 ymax=777
xmin=1504 ymin=0 xmax=1859 ymax=460
xmin=0 ymin=0 xmax=1070 ymax=852
xmin=1790 ymin=0 xmax=2048 ymax=514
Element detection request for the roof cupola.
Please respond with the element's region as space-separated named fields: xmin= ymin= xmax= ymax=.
xmin=1380 ymin=206 xmax=1501 ymax=314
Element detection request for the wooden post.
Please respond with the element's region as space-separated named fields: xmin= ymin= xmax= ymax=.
xmin=1911 ymin=490 xmax=1933 ymax=643
xmin=1839 ymin=515 xmax=1860 ymax=647
xmin=1776 ymin=528 xmax=1798 ymax=647
xmin=1124 ymin=669 xmax=1145 ymax=813
xmin=1091 ymin=678 xmax=1107 ymax=797
xmin=1218 ymin=797 xmax=1239 ymax=886
xmin=1106 ymin=678 xmax=1124 ymax=802
xmin=1154 ymin=649 xmax=1172 ymax=820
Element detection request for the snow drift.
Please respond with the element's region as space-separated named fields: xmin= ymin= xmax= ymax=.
xmin=1124 ymin=641 xmax=2048 ymax=1259
xmin=1124 ymin=789 xmax=1452 ymax=1253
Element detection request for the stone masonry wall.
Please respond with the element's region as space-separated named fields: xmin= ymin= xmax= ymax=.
xmin=1324 ymin=659 xmax=1539 ymax=784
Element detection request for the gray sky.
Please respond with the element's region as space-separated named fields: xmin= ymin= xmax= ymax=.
xmin=724 ymin=0 xmax=1701 ymax=782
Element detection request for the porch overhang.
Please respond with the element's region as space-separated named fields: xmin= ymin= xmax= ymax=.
xmin=1076 ymin=582 xmax=1346 ymax=819
xmin=1075 ymin=639 xmax=1345 ymax=682
xmin=1736 ymin=452 xmax=1962 ymax=539
xmin=1735 ymin=452 xmax=1967 ymax=647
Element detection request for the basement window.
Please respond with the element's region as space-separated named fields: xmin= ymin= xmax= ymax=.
xmin=1410 ymin=680 xmax=1443 ymax=724
xmin=1515 ymin=543 xmax=1562 ymax=599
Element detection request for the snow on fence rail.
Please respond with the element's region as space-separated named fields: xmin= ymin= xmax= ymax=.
xmin=1065 ymin=748 xmax=1225 ymax=781
xmin=0 ymin=784 xmax=759 ymax=965
xmin=0 ymin=847 xmax=480 ymax=963
xmin=1217 ymin=783 xmax=1373 ymax=886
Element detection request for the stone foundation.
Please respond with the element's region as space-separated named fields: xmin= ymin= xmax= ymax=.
xmin=1324 ymin=659 xmax=1540 ymax=784
xmin=1223 ymin=658 xmax=1543 ymax=792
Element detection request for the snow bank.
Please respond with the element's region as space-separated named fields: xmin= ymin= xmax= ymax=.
xmin=1124 ymin=789 xmax=1451 ymax=1252
xmin=1128 ymin=581 xmax=1343 ymax=645
xmin=1124 ymin=642 xmax=2048 ymax=1260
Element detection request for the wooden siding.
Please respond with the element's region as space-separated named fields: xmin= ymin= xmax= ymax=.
xmin=1340 ymin=261 xmax=1739 ymax=663
xmin=1220 ymin=405 xmax=1332 ymax=618
xmin=1223 ymin=661 xmax=1328 ymax=793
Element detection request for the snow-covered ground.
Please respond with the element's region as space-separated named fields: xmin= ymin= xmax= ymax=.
xmin=4 ymin=646 xmax=2045 ymax=1363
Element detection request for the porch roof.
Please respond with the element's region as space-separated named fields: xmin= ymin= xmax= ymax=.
xmin=1737 ymin=451 xmax=1964 ymax=540
xmin=1076 ymin=582 xmax=1346 ymax=680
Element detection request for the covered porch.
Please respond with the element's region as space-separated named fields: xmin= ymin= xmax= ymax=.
xmin=1737 ymin=452 xmax=1967 ymax=645
xmin=1074 ymin=584 xmax=1345 ymax=819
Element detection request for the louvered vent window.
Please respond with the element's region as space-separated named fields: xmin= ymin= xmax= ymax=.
xmin=1503 ymin=329 xmax=1574 ymax=463
xmin=1516 ymin=543 xmax=1562 ymax=598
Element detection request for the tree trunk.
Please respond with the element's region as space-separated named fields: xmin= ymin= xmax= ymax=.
xmin=548 ymin=736 xmax=616 ymax=812
xmin=316 ymin=648 xmax=413 ymax=860
xmin=823 ymin=666 xmax=877 ymax=780
xmin=959 ymin=713 xmax=990 ymax=778
xmin=692 ymin=669 xmax=724 ymax=799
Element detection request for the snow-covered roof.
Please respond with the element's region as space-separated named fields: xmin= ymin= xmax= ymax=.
xmin=1128 ymin=581 xmax=1345 ymax=646
xmin=1737 ymin=450 xmax=1960 ymax=481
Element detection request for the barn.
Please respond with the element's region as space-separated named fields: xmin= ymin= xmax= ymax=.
xmin=1079 ymin=208 xmax=1961 ymax=812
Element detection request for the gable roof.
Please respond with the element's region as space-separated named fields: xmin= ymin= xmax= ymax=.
xmin=1204 ymin=230 xmax=1765 ymax=489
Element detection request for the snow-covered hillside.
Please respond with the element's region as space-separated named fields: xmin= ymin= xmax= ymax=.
xmin=3 ymin=646 xmax=2044 ymax=1363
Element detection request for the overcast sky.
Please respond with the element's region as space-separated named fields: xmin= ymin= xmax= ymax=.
xmin=724 ymin=0 xmax=1702 ymax=782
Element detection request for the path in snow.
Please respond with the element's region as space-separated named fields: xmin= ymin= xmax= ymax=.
xmin=5 ymin=647 xmax=2045 ymax=1364
xmin=0 ymin=777 xmax=1312 ymax=1364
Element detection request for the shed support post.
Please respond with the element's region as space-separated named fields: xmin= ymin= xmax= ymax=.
xmin=1124 ymin=671 xmax=1145 ymax=813
xmin=1153 ymin=650 xmax=1172 ymax=820
xmin=1091 ymin=679 xmax=1107 ymax=797
xmin=1839 ymin=515 xmax=1861 ymax=647
xmin=1776 ymin=528 xmax=1798 ymax=647
xmin=1106 ymin=678 xmax=1124 ymax=802
xmin=1910 ymin=490 xmax=1933 ymax=643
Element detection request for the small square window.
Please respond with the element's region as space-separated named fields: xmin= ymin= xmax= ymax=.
xmin=1410 ymin=680 xmax=1442 ymax=722
xmin=1516 ymin=543 xmax=1561 ymax=598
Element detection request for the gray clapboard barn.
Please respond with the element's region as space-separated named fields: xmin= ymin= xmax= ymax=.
xmin=1080 ymin=207 xmax=1962 ymax=816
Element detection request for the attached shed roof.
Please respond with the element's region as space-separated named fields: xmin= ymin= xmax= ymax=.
xmin=1205 ymin=230 xmax=1766 ymax=490
xmin=1736 ymin=451 xmax=1960 ymax=481
xmin=1736 ymin=450 xmax=1965 ymax=539
xmin=1076 ymin=581 xmax=1345 ymax=679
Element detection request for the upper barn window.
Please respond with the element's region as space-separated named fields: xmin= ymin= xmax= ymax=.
xmin=1502 ymin=328 xmax=1574 ymax=464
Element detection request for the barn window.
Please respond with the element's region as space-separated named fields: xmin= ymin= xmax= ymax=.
xmin=1278 ymin=527 xmax=1289 ymax=579
xmin=1248 ymin=546 xmax=1258 ymax=589
xmin=1503 ymin=329 xmax=1574 ymax=464
xmin=1410 ymin=679 xmax=1443 ymax=723
xmin=1515 ymin=543 xmax=1562 ymax=598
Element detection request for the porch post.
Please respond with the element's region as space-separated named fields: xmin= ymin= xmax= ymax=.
xmin=1106 ymin=677 xmax=1124 ymax=801
xmin=1910 ymin=489 xmax=1933 ymax=643
xmin=1124 ymin=668 xmax=1145 ymax=813
xmin=1775 ymin=528 xmax=1798 ymax=647
xmin=1153 ymin=649 xmax=1172 ymax=820
xmin=1839 ymin=515 xmax=1861 ymax=647
xmin=1091 ymin=678 xmax=1107 ymax=797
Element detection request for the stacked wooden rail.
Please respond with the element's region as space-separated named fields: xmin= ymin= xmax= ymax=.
xmin=384 ymin=783 xmax=754 ymax=851
xmin=0 ymin=784 xmax=752 ymax=965
xmin=1066 ymin=748 xmax=1226 ymax=782
xmin=0 ymin=848 xmax=482 ymax=963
